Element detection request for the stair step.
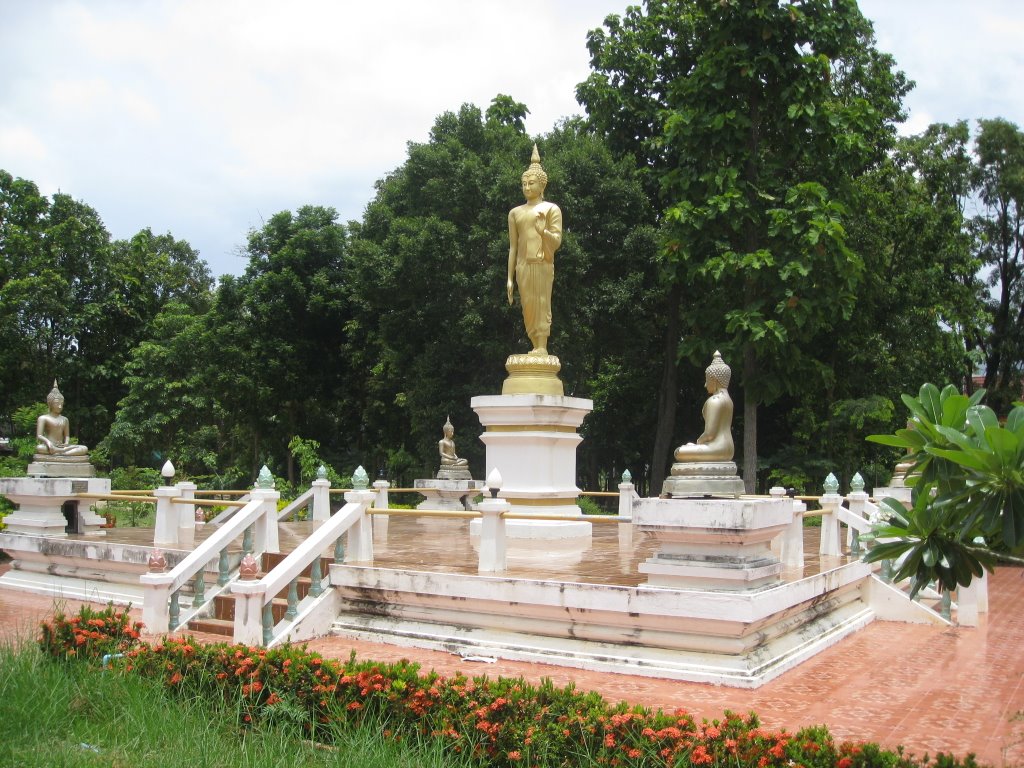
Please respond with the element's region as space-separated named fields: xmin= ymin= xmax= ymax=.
xmin=261 ymin=552 xmax=335 ymax=576
xmin=207 ymin=594 xmax=302 ymax=624
xmin=188 ymin=617 xmax=234 ymax=636
xmin=209 ymin=577 xmax=317 ymax=621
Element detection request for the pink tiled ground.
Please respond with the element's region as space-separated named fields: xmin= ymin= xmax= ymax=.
xmin=3 ymin=556 xmax=1023 ymax=765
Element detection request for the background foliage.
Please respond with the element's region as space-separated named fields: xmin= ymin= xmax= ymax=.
xmin=2 ymin=1 xmax=1022 ymax=495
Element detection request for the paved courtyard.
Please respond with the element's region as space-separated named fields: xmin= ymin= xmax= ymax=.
xmin=1 ymin=523 xmax=1022 ymax=766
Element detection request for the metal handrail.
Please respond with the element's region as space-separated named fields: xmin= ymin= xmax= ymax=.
xmin=365 ymin=507 xmax=628 ymax=524
xmin=76 ymin=493 xmax=157 ymax=504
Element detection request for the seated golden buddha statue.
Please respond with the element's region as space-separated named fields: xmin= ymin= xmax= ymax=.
xmin=674 ymin=351 xmax=735 ymax=462
xmin=663 ymin=352 xmax=745 ymax=497
xmin=28 ymin=380 xmax=95 ymax=477
xmin=437 ymin=417 xmax=471 ymax=480
xmin=35 ymin=381 xmax=89 ymax=457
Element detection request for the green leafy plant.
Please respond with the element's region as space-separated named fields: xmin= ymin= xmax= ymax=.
xmin=864 ymin=383 xmax=1024 ymax=595
xmin=38 ymin=602 xmax=143 ymax=662
xmin=37 ymin=610 xmax=983 ymax=768
xmin=861 ymin=489 xmax=997 ymax=599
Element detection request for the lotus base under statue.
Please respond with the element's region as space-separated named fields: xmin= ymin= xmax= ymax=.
xmin=28 ymin=455 xmax=96 ymax=478
xmin=662 ymin=462 xmax=744 ymax=498
xmin=436 ymin=467 xmax=472 ymax=481
xmin=502 ymin=354 xmax=563 ymax=396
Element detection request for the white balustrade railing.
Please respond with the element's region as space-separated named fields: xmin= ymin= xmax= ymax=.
xmin=276 ymin=488 xmax=313 ymax=522
xmin=140 ymin=488 xmax=280 ymax=634
xmin=207 ymin=492 xmax=253 ymax=526
xmin=769 ymin=486 xmax=805 ymax=567
xmin=230 ymin=489 xmax=375 ymax=646
xmin=276 ymin=478 xmax=333 ymax=522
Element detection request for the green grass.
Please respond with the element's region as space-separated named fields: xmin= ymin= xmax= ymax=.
xmin=0 ymin=641 xmax=472 ymax=768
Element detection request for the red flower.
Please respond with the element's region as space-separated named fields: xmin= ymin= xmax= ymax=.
xmin=838 ymin=759 xmax=853 ymax=768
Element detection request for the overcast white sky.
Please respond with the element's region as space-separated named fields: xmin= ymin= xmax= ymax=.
xmin=2 ymin=1 xmax=1023 ymax=278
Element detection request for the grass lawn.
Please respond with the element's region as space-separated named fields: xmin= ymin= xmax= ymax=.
xmin=0 ymin=641 xmax=472 ymax=768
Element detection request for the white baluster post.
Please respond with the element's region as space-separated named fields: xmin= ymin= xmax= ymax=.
xmin=617 ymin=472 xmax=635 ymax=550
xmin=372 ymin=478 xmax=390 ymax=540
xmin=250 ymin=487 xmax=280 ymax=554
xmin=140 ymin=577 xmax=172 ymax=633
xmin=230 ymin=581 xmax=268 ymax=645
xmin=311 ymin=476 xmax=331 ymax=522
xmin=345 ymin=490 xmax=376 ymax=563
xmin=477 ymin=496 xmax=509 ymax=573
xmin=819 ymin=473 xmax=842 ymax=557
xmin=176 ymin=481 xmax=197 ymax=545
xmin=153 ymin=486 xmax=179 ymax=547
xmin=478 ymin=469 xmax=508 ymax=572
xmin=617 ymin=475 xmax=635 ymax=520
xmin=846 ymin=497 xmax=868 ymax=552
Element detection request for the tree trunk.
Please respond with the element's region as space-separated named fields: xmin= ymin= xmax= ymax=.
xmin=650 ymin=282 xmax=682 ymax=495
xmin=742 ymin=342 xmax=757 ymax=494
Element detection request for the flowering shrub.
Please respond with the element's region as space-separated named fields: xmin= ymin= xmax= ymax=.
xmin=37 ymin=609 xmax=983 ymax=767
xmin=38 ymin=602 xmax=143 ymax=662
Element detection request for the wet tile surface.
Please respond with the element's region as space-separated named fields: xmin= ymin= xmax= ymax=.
xmin=3 ymin=518 xmax=1024 ymax=766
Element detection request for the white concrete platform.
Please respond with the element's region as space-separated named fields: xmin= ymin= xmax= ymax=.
xmin=327 ymin=557 xmax=881 ymax=687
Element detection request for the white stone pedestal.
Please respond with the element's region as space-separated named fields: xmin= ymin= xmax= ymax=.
xmin=470 ymin=394 xmax=592 ymax=539
xmin=874 ymin=478 xmax=912 ymax=506
xmin=634 ymin=496 xmax=794 ymax=590
xmin=413 ymin=479 xmax=484 ymax=512
xmin=0 ymin=476 xmax=110 ymax=537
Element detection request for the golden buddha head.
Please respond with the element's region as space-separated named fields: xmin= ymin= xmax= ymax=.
xmin=705 ymin=351 xmax=731 ymax=390
xmin=46 ymin=380 xmax=64 ymax=409
xmin=521 ymin=143 xmax=548 ymax=194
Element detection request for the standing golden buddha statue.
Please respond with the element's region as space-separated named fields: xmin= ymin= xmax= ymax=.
xmin=502 ymin=144 xmax=565 ymax=396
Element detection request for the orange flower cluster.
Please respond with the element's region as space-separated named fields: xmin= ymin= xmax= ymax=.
xmin=38 ymin=609 xmax=979 ymax=768
xmin=38 ymin=603 xmax=144 ymax=662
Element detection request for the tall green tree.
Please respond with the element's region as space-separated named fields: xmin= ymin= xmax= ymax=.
xmin=104 ymin=207 xmax=350 ymax=483
xmin=99 ymin=301 xmax=221 ymax=473
xmin=0 ymin=171 xmax=49 ymax=414
xmin=577 ymin=0 xmax=910 ymax=491
xmin=762 ymin=122 xmax=983 ymax=491
xmin=245 ymin=207 xmax=353 ymax=481
xmin=346 ymin=101 xmax=661 ymax=486
xmin=970 ymin=118 xmax=1024 ymax=412
xmin=1 ymin=169 xmax=212 ymax=462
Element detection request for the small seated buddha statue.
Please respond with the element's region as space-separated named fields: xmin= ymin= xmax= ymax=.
xmin=436 ymin=417 xmax=471 ymax=480
xmin=35 ymin=380 xmax=89 ymax=457
xmin=662 ymin=351 xmax=745 ymax=498
xmin=28 ymin=380 xmax=95 ymax=477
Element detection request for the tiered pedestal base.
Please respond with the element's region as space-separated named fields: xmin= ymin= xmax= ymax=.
xmin=0 ymin=476 xmax=110 ymax=537
xmin=502 ymin=354 xmax=563 ymax=396
xmin=634 ymin=497 xmax=793 ymax=590
xmin=873 ymin=477 xmax=912 ymax=506
xmin=662 ymin=461 xmax=744 ymax=498
xmin=435 ymin=467 xmax=472 ymax=481
xmin=413 ymin=479 xmax=484 ymax=512
xmin=470 ymin=394 xmax=592 ymax=540
xmin=27 ymin=456 xmax=96 ymax=478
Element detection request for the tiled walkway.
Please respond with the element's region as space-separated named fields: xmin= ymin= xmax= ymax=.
xmin=2 ymin=555 xmax=1023 ymax=765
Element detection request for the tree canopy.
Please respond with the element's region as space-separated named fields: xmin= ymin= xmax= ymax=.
xmin=2 ymin=4 xmax=1022 ymax=496
xmin=577 ymin=0 xmax=911 ymax=491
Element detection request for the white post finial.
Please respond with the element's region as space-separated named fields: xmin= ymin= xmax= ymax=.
xmin=486 ymin=468 xmax=503 ymax=499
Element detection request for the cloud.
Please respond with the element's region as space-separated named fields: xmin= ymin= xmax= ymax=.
xmin=3 ymin=0 xmax=1023 ymax=277
xmin=0 ymin=125 xmax=50 ymax=164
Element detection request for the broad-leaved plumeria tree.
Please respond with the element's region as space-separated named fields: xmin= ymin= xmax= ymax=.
xmin=864 ymin=383 xmax=1024 ymax=598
